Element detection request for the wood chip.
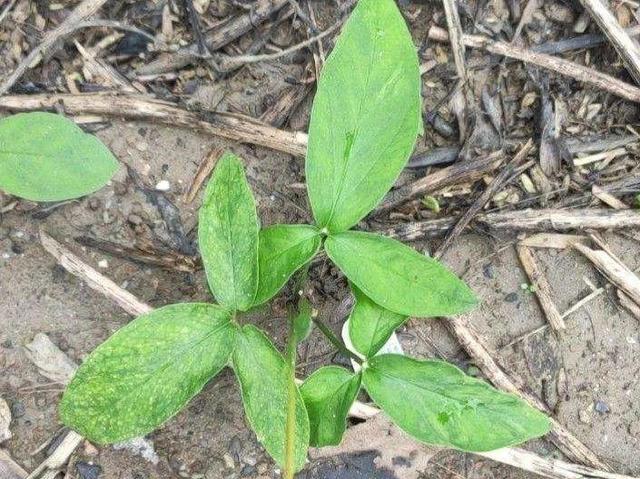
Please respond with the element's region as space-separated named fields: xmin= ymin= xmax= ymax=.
xmin=592 ymin=185 xmax=629 ymax=209
xmin=24 ymin=333 xmax=78 ymax=384
xmin=184 ymin=147 xmax=223 ymax=203
xmin=517 ymin=245 xmax=567 ymax=331
xmin=0 ymin=450 xmax=27 ymax=479
xmin=573 ymin=147 xmax=627 ymax=166
xmin=0 ymin=398 xmax=11 ymax=443
xmin=617 ymin=289 xmax=640 ymax=320
xmin=520 ymin=233 xmax=588 ymax=249
xmin=574 ymin=242 xmax=640 ymax=306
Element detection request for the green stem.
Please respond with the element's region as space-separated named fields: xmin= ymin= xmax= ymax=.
xmin=283 ymin=312 xmax=298 ymax=479
xmin=311 ymin=316 xmax=362 ymax=364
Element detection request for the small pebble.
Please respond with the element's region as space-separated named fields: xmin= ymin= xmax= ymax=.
xmin=579 ymin=409 xmax=592 ymax=424
xmin=241 ymin=465 xmax=256 ymax=477
xmin=11 ymin=401 xmax=25 ymax=418
xmin=482 ymin=263 xmax=494 ymax=279
xmin=88 ymin=198 xmax=102 ymax=210
xmin=155 ymin=180 xmax=171 ymax=192
xmin=594 ymin=400 xmax=610 ymax=414
xmin=113 ymin=182 xmax=128 ymax=195
xmin=222 ymin=453 xmax=235 ymax=469
xmin=76 ymin=461 xmax=102 ymax=479
xmin=504 ymin=292 xmax=519 ymax=303
xmin=228 ymin=436 xmax=242 ymax=462
xmin=84 ymin=441 xmax=99 ymax=456
xmin=128 ymin=214 xmax=143 ymax=226
xmin=243 ymin=454 xmax=257 ymax=467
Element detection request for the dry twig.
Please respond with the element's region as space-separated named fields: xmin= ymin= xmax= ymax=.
xmin=577 ymin=0 xmax=640 ymax=85
xmin=517 ymin=244 xmax=566 ymax=331
xmin=0 ymin=93 xmax=308 ymax=157
xmin=218 ymin=21 xmax=343 ymax=69
xmin=442 ymin=0 xmax=467 ymax=81
xmin=427 ymin=27 xmax=640 ymax=103
xmin=138 ymin=0 xmax=290 ymax=75
xmin=434 ymin=140 xmax=533 ymax=258
xmin=40 ymin=231 xmax=152 ymax=316
xmin=185 ymin=147 xmax=225 ymax=203
xmin=376 ymin=152 xmax=505 ymax=213
xmin=573 ymin=242 xmax=640 ymax=307
xmin=386 ymin=209 xmax=640 ymax=241
xmin=0 ymin=0 xmax=17 ymax=26
xmin=0 ymin=0 xmax=109 ymax=95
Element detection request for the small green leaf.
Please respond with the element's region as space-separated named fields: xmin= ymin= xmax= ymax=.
xmin=348 ymin=285 xmax=407 ymax=358
xmin=421 ymin=195 xmax=440 ymax=213
xmin=325 ymin=231 xmax=477 ymax=317
xmin=305 ymin=0 xmax=422 ymax=233
xmin=0 ymin=112 xmax=118 ymax=201
xmin=300 ymin=366 xmax=361 ymax=447
xmin=60 ymin=303 xmax=236 ymax=443
xmin=362 ymin=355 xmax=551 ymax=451
xmin=232 ymin=325 xmax=309 ymax=471
xmin=293 ymin=297 xmax=313 ymax=344
xmin=199 ymin=152 xmax=259 ymax=311
xmin=254 ymin=224 xmax=321 ymax=306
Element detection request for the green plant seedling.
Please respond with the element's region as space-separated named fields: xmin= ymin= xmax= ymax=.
xmin=0 ymin=112 xmax=118 ymax=201
xmin=59 ymin=0 xmax=551 ymax=476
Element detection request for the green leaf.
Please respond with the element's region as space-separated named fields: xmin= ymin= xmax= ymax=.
xmin=348 ymin=285 xmax=407 ymax=358
xmin=0 ymin=112 xmax=118 ymax=201
xmin=254 ymin=224 xmax=321 ymax=306
xmin=60 ymin=303 xmax=236 ymax=443
xmin=325 ymin=231 xmax=477 ymax=317
xmin=362 ymin=355 xmax=551 ymax=451
xmin=300 ymin=366 xmax=361 ymax=447
xmin=305 ymin=0 xmax=422 ymax=233
xmin=232 ymin=325 xmax=309 ymax=471
xmin=199 ymin=152 xmax=259 ymax=311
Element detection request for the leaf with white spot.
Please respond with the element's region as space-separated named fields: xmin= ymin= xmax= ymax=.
xmin=300 ymin=366 xmax=361 ymax=446
xmin=325 ymin=231 xmax=477 ymax=317
xmin=198 ymin=152 xmax=260 ymax=311
xmin=253 ymin=224 xmax=321 ymax=306
xmin=232 ymin=325 xmax=309 ymax=471
xmin=348 ymin=285 xmax=407 ymax=358
xmin=60 ymin=303 xmax=236 ymax=443
xmin=362 ymin=354 xmax=551 ymax=451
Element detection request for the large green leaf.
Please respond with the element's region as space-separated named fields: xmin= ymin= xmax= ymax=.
xmin=198 ymin=152 xmax=259 ymax=311
xmin=348 ymin=285 xmax=407 ymax=358
xmin=0 ymin=112 xmax=118 ymax=201
xmin=232 ymin=325 xmax=309 ymax=471
xmin=325 ymin=231 xmax=477 ymax=317
xmin=363 ymin=355 xmax=551 ymax=451
xmin=60 ymin=303 xmax=236 ymax=443
xmin=305 ymin=0 xmax=422 ymax=233
xmin=253 ymin=224 xmax=321 ymax=306
xmin=300 ymin=366 xmax=361 ymax=447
